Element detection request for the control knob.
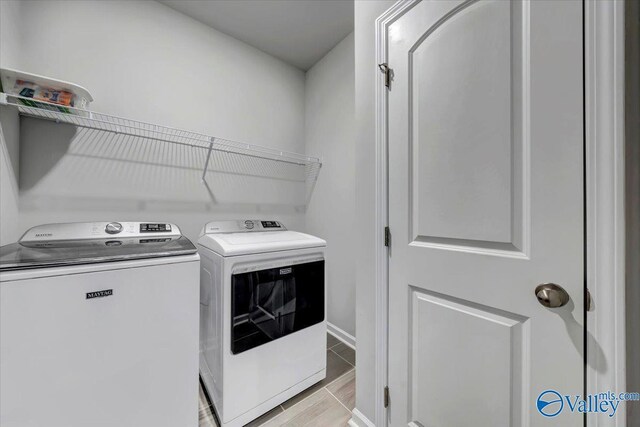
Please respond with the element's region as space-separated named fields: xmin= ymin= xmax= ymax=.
xmin=105 ymin=222 xmax=123 ymax=234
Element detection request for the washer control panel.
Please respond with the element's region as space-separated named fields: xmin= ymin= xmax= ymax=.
xmin=204 ymin=220 xmax=286 ymax=234
xmin=140 ymin=223 xmax=172 ymax=233
xmin=20 ymin=222 xmax=181 ymax=242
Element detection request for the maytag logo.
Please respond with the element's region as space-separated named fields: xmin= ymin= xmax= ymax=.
xmin=35 ymin=233 xmax=52 ymax=237
xmin=280 ymin=268 xmax=292 ymax=275
xmin=86 ymin=289 xmax=113 ymax=300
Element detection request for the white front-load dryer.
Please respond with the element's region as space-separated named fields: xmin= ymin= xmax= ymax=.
xmin=0 ymin=222 xmax=200 ymax=427
xmin=198 ymin=220 xmax=326 ymax=427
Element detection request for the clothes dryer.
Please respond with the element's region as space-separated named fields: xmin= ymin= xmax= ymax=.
xmin=198 ymin=220 xmax=326 ymax=427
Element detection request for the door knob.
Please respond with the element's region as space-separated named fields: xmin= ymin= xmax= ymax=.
xmin=535 ymin=283 xmax=570 ymax=308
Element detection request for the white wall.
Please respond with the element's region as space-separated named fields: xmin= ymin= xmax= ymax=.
xmin=305 ymin=33 xmax=355 ymax=338
xmin=0 ymin=0 xmax=307 ymax=242
xmin=16 ymin=0 xmax=305 ymax=152
xmin=0 ymin=0 xmax=21 ymax=245
xmin=0 ymin=125 xmax=19 ymax=246
xmin=0 ymin=0 xmax=21 ymax=67
xmin=353 ymin=0 xmax=395 ymax=424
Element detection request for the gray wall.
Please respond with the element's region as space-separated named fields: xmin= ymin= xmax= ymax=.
xmin=0 ymin=0 xmax=307 ymax=242
xmin=305 ymin=33 xmax=356 ymax=338
xmin=0 ymin=0 xmax=21 ymax=245
xmin=0 ymin=125 xmax=19 ymax=246
xmin=354 ymin=0 xmax=395 ymax=423
xmin=626 ymin=0 xmax=640 ymax=426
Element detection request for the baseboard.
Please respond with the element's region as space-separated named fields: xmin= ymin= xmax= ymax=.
xmin=349 ymin=408 xmax=375 ymax=427
xmin=327 ymin=322 xmax=356 ymax=350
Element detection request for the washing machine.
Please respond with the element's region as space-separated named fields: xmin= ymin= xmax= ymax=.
xmin=0 ymin=221 xmax=200 ymax=427
xmin=198 ymin=220 xmax=326 ymax=427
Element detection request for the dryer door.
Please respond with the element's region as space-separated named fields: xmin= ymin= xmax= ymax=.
xmin=231 ymin=259 xmax=324 ymax=354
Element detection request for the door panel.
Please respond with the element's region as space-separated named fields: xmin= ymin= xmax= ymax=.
xmin=409 ymin=0 xmax=527 ymax=251
xmin=388 ymin=0 xmax=584 ymax=426
xmin=409 ymin=288 xmax=529 ymax=426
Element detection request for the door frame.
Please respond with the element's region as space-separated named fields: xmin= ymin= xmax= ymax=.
xmin=372 ymin=1 xmax=626 ymax=426
xmin=584 ymin=1 xmax=627 ymax=426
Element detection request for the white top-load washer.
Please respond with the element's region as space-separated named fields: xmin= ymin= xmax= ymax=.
xmin=198 ymin=220 xmax=326 ymax=427
xmin=0 ymin=222 xmax=200 ymax=427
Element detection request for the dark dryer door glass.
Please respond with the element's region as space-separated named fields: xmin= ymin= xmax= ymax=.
xmin=231 ymin=260 xmax=324 ymax=354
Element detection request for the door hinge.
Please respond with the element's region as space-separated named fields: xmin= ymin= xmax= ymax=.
xmin=384 ymin=226 xmax=391 ymax=247
xmin=586 ymin=288 xmax=593 ymax=311
xmin=378 ymin=63 xmax=391 ymax=89
xmin=384 ymin=386 xmax=390 ymax=408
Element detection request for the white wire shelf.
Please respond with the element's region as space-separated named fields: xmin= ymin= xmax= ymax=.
xmin=0 ymin=92 xmax=321 ymax=206
xmin=0 ymin=92 xmax=321 ymax=166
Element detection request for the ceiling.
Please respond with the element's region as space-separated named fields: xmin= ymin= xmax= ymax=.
xmin=160 ymin=0 xmax=354 ymax=71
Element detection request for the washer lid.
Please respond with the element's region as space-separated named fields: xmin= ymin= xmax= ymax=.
xmin=198 ymin=230 xmax=326 ymax=256
xmin=0 ymin=222 xmax=197 ymax=271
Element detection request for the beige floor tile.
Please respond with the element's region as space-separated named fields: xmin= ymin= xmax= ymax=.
xmin=330 ymin=343 xmax=355 ymax=366
xmin=261 ymin=388 xmax=351 ymax=427
xmin=326 ymin=333 xmax=341 ymax=349
xmin=326 ymin=370 xmax=355 ymax=411
xmin=199 ymin=404 xmax=218 ymax=427
xmin=281 ymin=350 xmax=352 ymax=409
xmin=199 ymin=385 xmax=211 ymax=410
xmin=244 ymin=405 xmax=284 ymax=427
xmin=199 ymin=382 xmax=218 ymax=427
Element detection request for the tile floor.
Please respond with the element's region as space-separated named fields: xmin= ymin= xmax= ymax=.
xmin=199 ymin=333 xmax=356 ymax=427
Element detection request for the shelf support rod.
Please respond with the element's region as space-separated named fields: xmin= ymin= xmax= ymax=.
xmin=202 ymin=137 xmax=215 ymax=183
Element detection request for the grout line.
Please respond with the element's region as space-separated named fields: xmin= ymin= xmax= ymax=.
xmin=265 ymin=372 xmax=356 ymax=427
xmin=325 ymin=386 xmax=353 ymax=414
xmin=330 ymin=347 xmax=355 ymax=368
xmin=325 ymin=367 xmax=355 ymax=388
xmin=276 ymin=384 xmax=329 ymax=414
xmin=277 ymin=367 xmax=355 ymax=415
xmin=326 ymin=368 xmax=357 ymax=393
xmin=328 ymin=338 xmax=343 ymax=351
xmin=247 ymin=408 xmax=282 ymax=427
xmin=327 ymin=327 xmax=356 ymax=351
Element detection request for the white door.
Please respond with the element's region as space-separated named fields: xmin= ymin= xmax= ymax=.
xmin=387 ymin=0 xmax=584 ymax=426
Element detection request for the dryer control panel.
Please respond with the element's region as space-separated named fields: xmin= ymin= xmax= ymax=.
xmin=203 ymin=220 xmax=286 ymax=234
